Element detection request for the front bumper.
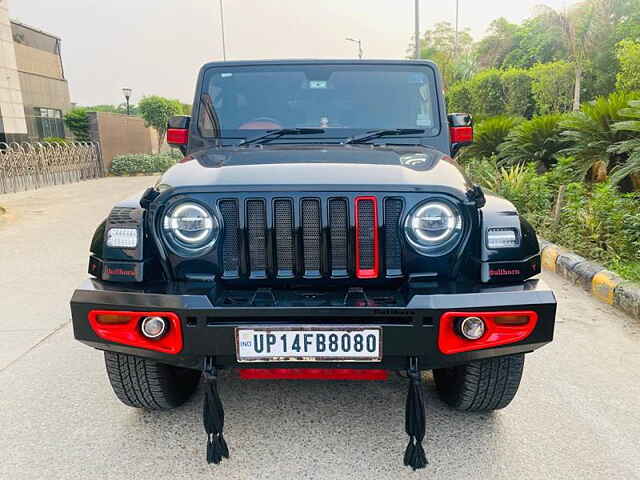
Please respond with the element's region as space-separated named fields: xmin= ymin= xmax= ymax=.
xmin=70 ymin=279 xmax=556 ymax=370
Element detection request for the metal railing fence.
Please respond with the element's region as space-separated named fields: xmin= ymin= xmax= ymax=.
xmin=0 ymin=141 xmax=103 ymax=194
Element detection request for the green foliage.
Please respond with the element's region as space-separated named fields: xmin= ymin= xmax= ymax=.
xmin=446 ymin=82 xmax=473 ymax=114
xmin=616 ymin=39 xmax=640 ymax=92
xmin=560 ymin=91 xmax=640 ymax=180
xmin=609 ymin=99 xmax=640 ymax=183
xmin=501 ymin=16 xmax=568 ymax=69
xmin=468 ymin=70 xmax=505 ymax=117
xmin=413 ymin=21 xmax=475 ymax=88
xmin=498 ymin=114 xmax=568 ymax=169
xmin=464 ymin=116 xmax=523 ymax=159
xmin=109 ymin=152 xmax=181 ymax=176
xmin=529 ymin=61 xmax=575 ymax=114
xmin=501 ymin=68 xmax=534 ymax=117
xmin=466 ymin=157 xmax=640 ymax=281
xmin=42 ymin=137 xmax=69 ymax=144
xmin=63 ymin=107 xmax=90 ymax=142
xmin=552 ymin=182 xmax=640 ymax=269
xmin=138 ymin=96 xmax=184 ymax=150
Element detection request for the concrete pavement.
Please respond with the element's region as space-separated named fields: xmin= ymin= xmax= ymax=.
xmin=1 ymin=177 xmax=639 ymax=480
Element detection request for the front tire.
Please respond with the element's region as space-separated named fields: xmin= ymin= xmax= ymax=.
xmin=433 ymin=354 xmax=525 ymax=412
xmin=104 ymin=352 xmax=201 ymax=410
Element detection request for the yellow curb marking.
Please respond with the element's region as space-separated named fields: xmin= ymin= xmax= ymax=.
xmin=541 ymin=247 xmax=560 ymax=273
xmin=592 ymin=271 xmax=621 ymax=305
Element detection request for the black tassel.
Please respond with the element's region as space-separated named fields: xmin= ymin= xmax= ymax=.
xmin=404 ymin=358 xmax=428 ymax=470
xmin=202 ymin=357 xmax=229 ymax=465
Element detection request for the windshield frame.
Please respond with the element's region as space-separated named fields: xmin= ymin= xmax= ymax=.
xmin=193 ymin=61 xmax=444 ymax=145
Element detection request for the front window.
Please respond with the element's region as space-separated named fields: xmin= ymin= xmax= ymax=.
xmin=198 ymin=64 xmax=440 ymax=142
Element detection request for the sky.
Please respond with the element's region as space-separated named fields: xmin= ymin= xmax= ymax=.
xmin=10 ymin=0 xmax=571 ymax=106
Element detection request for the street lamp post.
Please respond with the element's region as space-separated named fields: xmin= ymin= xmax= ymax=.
xmin=345 ymin=37 xmax=363 ymax=59
xmin=122 ymin=88 xmax=132 ymax=116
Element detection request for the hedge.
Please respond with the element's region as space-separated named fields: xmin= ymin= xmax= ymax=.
xmin=109 ymin=151 xmax=182 ymax=176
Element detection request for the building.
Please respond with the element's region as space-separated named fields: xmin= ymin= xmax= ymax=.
xmin=0 ymin=0 xmax=72 ymax=143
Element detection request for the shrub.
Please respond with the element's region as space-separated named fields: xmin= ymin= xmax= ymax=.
xmin=501 ymin=68 xmax=535 ymax=118
xmin=63 ymin=108 xmax=90 ymax=141
xmin=498 ymin=114 xmax=568 ymax=170
xmin=609 ymin=99 xmax=640 ymax=185
xmin=553 ymin=182 xmax=640 ymax=269
xmin=42 ymin=137 xmax=69 ymax=144
xmin=465 ymin=157 xmax=640 ymax=281
xmin=529 ymin=61 xmax=574 ymax=114
xmin=463 ymin=116 xmax=523 ymax=159
xmin=446 ymin=81 xmax=473 ymax=113
xmin=109 ymin=152 xmax=179 ymax=176
xmin=616 ymin=39 xmax=640 ymax=93
xmin=469 ymin=69 xmax=505 ymax=117
xmin=560 ymin=91 xmax=640 ymax=181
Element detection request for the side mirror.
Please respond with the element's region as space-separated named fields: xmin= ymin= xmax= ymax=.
xmin=167 ymin=116 xmax=191 ymax=154
xmin=448 ymin=113 xmax=473 ymax=157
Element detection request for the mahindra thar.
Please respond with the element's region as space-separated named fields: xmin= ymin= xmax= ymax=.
xmin=70 ymin=60 xmax=556 ymax=470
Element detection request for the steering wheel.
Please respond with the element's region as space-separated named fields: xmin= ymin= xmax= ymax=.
xmin=239 ymin=117 xmax=283 ymax=130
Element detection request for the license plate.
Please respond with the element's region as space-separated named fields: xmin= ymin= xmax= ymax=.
xmin=236 ymin=327 xmax=382 ymax=362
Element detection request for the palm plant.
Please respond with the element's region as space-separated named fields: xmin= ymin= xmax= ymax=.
xmin=535 ymin=1 xmax=610 ymax=110
xmin=609 ymin=100 xmax=640 ymax=187
xmin=498 ymin=114 xmax=569 ymax=170
xmin=463 ymin=116 xmax=523 ymax=159
xmin=560 ymin=91 xmax=639 ymax=181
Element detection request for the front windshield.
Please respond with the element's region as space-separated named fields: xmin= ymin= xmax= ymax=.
xmin=198 ymin=64 xmax=440 ymax=141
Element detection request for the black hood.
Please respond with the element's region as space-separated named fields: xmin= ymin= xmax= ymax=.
xmin=157 ymin=144 xmax=472 ymax=196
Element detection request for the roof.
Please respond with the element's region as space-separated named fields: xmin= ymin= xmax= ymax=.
xmin=199 ymin=58 xmax=438 ymax=69
xmin=10 ymin=19 xmax=61 ymax=41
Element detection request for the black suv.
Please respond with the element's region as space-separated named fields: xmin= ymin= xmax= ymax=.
xmin=71 ymin=60 xmax=556 ymax=470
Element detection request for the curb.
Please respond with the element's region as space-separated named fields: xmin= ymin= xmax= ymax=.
xmin=540 ymin=241 xmax=639 ymax=320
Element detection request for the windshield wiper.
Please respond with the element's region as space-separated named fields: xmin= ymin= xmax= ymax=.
xmin=238 ymin=128 xmax=325 ymax=146
xmin=342 ymin=128 xmax=425 ymax=145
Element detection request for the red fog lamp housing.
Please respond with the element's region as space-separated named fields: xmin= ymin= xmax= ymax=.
xmin=88 ymin=310 xmax=183 ymax=354
xmin=438 ymin=311 xmax=538 ymax=354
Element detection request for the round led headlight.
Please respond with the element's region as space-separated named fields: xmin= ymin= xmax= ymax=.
xmin=404 ymin=200 xmax=463 ymax=255
xmin=163 ymin=202 xmax=219 ymax=255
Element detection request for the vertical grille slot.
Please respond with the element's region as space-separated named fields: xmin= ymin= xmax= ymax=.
xmin=301 ymin=199 xmax=321 ymax=277
xmin=274 ymin=199 xmax=294 ymax=277
xmin=246 ymin=199 xmax=267 ymax=278
xmin=384 ymin=198 xmax=403 ymax=276
xmin=219 ymin=199 xmax=240 ymax=278
xmin=329 ymin=198 xmax=348 ymax=276
xmin=355 ymin=197 xmax=379 ymax=278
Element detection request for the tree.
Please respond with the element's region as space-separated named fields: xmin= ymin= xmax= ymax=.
xmin=474 ymin=18 xmax=518 ymax=70
xmin=534 ymin=3 xmax=597 ymax=111
xmin=501 ymin=16 xmax=569 ymax=69
xmin=137 ymin=96 xmax=183 ymax=152
xmin=529 ymin=61 xmax=575 ymax=114
xmin=616 ymin=39 xmax=640 ymax=92
xmin=63 ymin=107 xmax=90 ymax=141
xmin=409 ymin=22 xmax=475 ymax=88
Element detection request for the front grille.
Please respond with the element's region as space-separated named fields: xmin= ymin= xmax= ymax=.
xmin=246 ymin=200 xmax=267 ymax=278
xmin=329 ymin=199 xmax=348 ymax=276
xmin=219 ymin=200 xmax=240 ymax=277
xmin=301 ymin=199 xmax=321 ymax=277
xmin=219 ymin=196 xmax=403 ymax=280
xmin=274 ymin=199 xmax=294 ymax=276
xmin=384 ymin=199 xmax=403 ymax=275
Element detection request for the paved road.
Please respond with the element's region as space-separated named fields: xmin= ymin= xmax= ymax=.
xmin=1 ymin=177 xmax=640 ymax=480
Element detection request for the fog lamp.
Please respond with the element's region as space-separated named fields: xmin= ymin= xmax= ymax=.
xmin=458 ymin=316 xmax=486 ymax=340
xmin=140 ymin=316 xmax=168 ymax=339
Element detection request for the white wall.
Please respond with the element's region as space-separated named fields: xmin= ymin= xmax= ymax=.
xmin=0 ymin=0 xmax=27 ymax=136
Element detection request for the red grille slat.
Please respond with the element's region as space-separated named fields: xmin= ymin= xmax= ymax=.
xmin=355 ymin=196 xmax=379 ymax=279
